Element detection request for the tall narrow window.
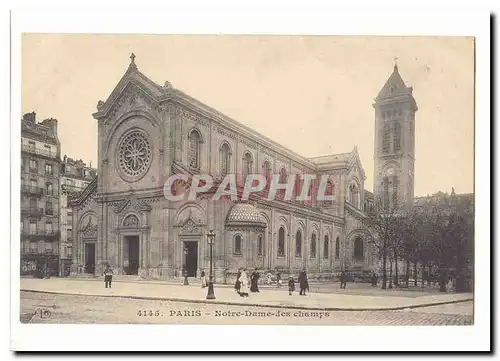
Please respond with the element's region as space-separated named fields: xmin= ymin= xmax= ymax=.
xmin=354 ymin=237 xmax=364 ymax=260
xmin=262 ymin=161 xmax=272 ymax=192
xmin=242 ymin=152 xmax=253 ymax=184
xmin=310 ymin=233 xmax=317 ymax=258
xmin=29 ymin=222 xmax=36 ymax=235
xmin=295 ymin=230 xmax=302 ymax=257
xmin=383 ymin=177 xmax=390 ymax=210
xmin=45 ymin=183 xmax=53 ymax=196
xmin=234 ymin=234 xmax=242 ymax=255
xmin=294 ymin=174 xmax=301 ymax=200
xmin=45 ymin=164 xmax=53 ymax=176
xmin=219 ymin=143 xmax=231 ymax=177
xmin=279 ymin=168 xmax=287 ymax=199
xmin=257 ymin=235 xmax=263 ymax=256
xmin=393 ymin=122 xmax=401 ymax=152
xmin=188 ymin=129 xmax=202 ymax=170
xmin=335 ymin=236 xmax=340 ymax=259
xmin=392 ymin=176 xmax=399 ymax=209
xmin=323 ymin=235 xmax=329 ymax=259
xmin=278 ymin=227 xmax=285 ymax=257
xmin=382 ymin=123 xmax=391 ymax=154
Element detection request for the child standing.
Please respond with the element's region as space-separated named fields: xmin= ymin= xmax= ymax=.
xmin=288 ymin=277 xmax=295 ymax=295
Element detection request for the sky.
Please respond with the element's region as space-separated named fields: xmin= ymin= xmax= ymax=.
xmin=21 ymin=34 xmax=474 ymax=197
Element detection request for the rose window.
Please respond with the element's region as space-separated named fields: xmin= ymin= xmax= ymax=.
xmin=118 ymin=131 xmax=152 ymax=179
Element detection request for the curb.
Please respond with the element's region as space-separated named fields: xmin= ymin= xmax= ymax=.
xmin=20 ymin=289 xmax=473 ymax=312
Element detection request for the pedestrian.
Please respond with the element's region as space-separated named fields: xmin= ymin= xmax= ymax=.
xmin=103 ymin=264 xmax=113 ymax=288
xmin=234 ymin=270 xmax=242 ymax=294
xmin=340 ymin=270 xmax=347 ymax=289
xmin=276 ymin=272 xmax=282 ymax=288
xmin=371 ymin=272 xmax=377 ymax=287
xmin=250 ymin=270 xmax=260 ymax=293
xmin=298 ymin=269 xmax=309 ymax=296
xmin=266 ymin=272 xmax=273 ymax=286
xmin=200 ymin=269 xmax=207 ymax=288
xmin=238 ymin=269 xmax=250 ymax=297
xmin=288 ymin=277 xmax=295 ymax=295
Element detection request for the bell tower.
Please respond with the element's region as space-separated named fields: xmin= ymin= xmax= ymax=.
xmin=373 ymin=62 xmax=418 ymax=211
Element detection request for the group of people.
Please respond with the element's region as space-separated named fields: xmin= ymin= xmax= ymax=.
xmin=287 ymin=270 xmax=310 ymax=296
xmin=234 ymin=269 xmax=261 ymax=297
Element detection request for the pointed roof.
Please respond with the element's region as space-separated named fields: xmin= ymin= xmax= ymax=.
xmin=375 ymin=64 xmax=411 ymax=100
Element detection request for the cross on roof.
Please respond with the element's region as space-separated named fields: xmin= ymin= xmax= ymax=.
xmin=130 ymin=53 xmax=136 ymax=64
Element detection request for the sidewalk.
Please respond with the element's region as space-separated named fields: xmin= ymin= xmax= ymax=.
xmin=20 ymin=278 xmax=473 ymax=311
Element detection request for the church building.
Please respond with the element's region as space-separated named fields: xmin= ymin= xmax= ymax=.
xmin=69 ymin=54 xmax=417 ymax=283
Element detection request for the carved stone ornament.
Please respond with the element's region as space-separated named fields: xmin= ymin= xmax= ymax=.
xmin=123 ymin=214 xmax=140 ymax=228
xmin=81 ymin=217 xmax=98 ymax=238
xmin=179 ymin=218 xmax=202 ymax=235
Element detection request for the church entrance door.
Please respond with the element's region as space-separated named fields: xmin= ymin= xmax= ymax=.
xmin=183 ymin=241 xmax=198 ymax=277
xmin=84 ymin=242 xmax=96 ymax=274
xmin=125 ymin=235 xmax=140 ymax=275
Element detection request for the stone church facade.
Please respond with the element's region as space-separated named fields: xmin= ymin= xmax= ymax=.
xmin=70 ymin=55 xmax=416 ymax=283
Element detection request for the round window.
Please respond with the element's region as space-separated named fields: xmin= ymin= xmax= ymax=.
xmin=117 ymin=130 xmax=152 ymax=181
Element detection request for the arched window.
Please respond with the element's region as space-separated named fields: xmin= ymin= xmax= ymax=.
xmin=242 ymin=152 xmax=253 ymax=183
xmin=295 ymin=230 xmax=302 ymax=257
xmin=310 ymin=233 xmax=317 ymax=258
xmin=257 ymin=235 xmax=263 ymax=256
xmin=188 ymin=129 xmax=202 ymax=170
xmin=234 ymin=234 xmax=242 ymax=255
xmin=219 ymin=142 xmax=231 ymax=177
xmin=323 ymin=180 xmax=334 ymax=205
xmin=279 ymin=167 xmax=288 ymax=199
xmin=278 ymin=227 xmax=285 ymax=257
xmin=335 ymin=236 xmax=340 ymax=259
xmin=262 ymin=160 xmax=272 ymax=191
xmin=294 ymin=174 xmax=301 ymax=199
xmin=323 ymin=234 xmax=329 ymax=259
xmin=382 ymin=123 xmax=391 ymax=154
xmin=349 ymin=184 xmax=359 ymax=207
xmin=354 ymin=237 xmax=363 ymax=260
xmin=383 ymin=176 xmax=390 ymax=210
xmin=393 ymin=122 xmax=401 ymax=152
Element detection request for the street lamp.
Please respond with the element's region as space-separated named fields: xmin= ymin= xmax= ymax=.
xmin=183 ymin=246 xmax=189 ymax=286
xmin=206 ymin=230 xmax=216 ymax=300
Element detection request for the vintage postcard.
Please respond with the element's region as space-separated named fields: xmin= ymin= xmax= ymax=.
xmin=10 ymin=5 xmax=490 ymax=352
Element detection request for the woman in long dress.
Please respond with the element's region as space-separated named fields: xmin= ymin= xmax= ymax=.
xmin=234 ymin=270 xmax=242 ymax=294
xmin=200 ymin=270 xmax=207 ymax=288
xmin=238 ymin=269 xmax=250 ymax=297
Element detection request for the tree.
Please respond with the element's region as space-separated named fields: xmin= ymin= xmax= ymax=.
xmin=363 ymin=198 xmax=406 ymax=290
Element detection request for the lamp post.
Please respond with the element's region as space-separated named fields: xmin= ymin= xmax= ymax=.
xmin=183 ymin=246 xmax=189 ymax=286
xmin=206 ymin=230 xmax=216 ymax=300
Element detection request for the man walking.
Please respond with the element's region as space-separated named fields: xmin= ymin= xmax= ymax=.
xmin=340 ymin=270 xmax=347 ymax=289
xmin=104 ymin=264 xmax=113 ymax=288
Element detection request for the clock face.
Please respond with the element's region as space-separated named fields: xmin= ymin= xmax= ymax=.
xmin=386 ymin=168 xmax=394 ymax=176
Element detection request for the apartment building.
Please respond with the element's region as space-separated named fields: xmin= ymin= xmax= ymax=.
xmin=20 ymin=112 xmax=61 ymax=276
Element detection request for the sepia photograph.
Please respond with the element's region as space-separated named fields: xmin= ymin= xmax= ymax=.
xmin=9 ymin=3 xmax=491 ymax=353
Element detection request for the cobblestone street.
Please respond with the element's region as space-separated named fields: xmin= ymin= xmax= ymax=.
xmin=20 ymin=291 xmax=473 ymax=325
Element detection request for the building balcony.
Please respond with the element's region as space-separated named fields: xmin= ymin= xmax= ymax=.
xmin=20 ymin=185 xmax=44 ymax=197
xmin=20 ymin=206 xmax=44 ymax=217
xmin=21 ymin=230 xmax=61 ymax=241
xmin=21 ymin=143 xmax=58 ymax=159
xmin=21 ymin=249 xmax=59 ymax=257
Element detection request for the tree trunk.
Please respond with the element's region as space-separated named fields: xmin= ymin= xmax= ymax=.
xmin=388 ymin=260 xmax=393 ymax=289
xmin=381 ymin=249 xmax=387 ymax=290
xmin=421 ymin=265 xmax=425 ymax=288
xmin=405 ymin=260 xmax=410 ymax=286
xmin=413 ymin=262 xmax=418 ymax=287
xmin=394 ymin=251 xmax=399 ymax=286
